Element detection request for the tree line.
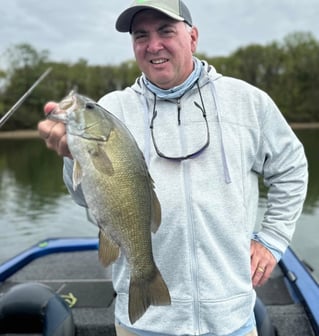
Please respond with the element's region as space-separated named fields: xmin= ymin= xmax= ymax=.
xmin=0 ymin=31 xmax=318 ymax=130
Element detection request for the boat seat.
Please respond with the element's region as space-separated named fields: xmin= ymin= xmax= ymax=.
xmin=0 ymin=282 xmax=75 ymax=335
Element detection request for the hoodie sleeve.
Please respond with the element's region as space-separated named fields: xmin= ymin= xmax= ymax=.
xmin=252 ymin=93 xmax=308 ymax=255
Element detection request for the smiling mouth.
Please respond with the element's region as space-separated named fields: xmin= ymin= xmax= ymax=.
xmin=150 ymin=58 xmax=169 ymax=65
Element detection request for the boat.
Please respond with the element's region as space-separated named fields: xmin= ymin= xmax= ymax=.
xmin=0 ymin=237 xmax=318 ymax=335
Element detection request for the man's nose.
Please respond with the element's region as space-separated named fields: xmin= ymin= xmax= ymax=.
xmin=146 ymin=35 xmax=164 ymax=53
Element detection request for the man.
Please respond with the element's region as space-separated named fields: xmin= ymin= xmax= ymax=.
xmin=38 ymin=1 xmax=308 ymax=335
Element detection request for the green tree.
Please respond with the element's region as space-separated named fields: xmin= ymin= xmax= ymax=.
xmin=0 ymin=44 xmax=50 ymax=130
xmin=1 ymin=33 xmax=318 ymax=130
xmin=278 ymin=32 xmax=319 ymax=122
xmin=3 ymin=43 xmax=49 ymax=70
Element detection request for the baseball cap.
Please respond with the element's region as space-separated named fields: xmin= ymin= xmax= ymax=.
xmin=116 ymin=0 xmax=193 ymax=33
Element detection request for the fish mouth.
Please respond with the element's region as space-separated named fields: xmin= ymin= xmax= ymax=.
xmin=46 ymin=92 xmax=76 ymax=123
xmin=59 ymin=92 xmax=76 ymax=110
xmin=46 ymin=108 xmax=68 ymax=123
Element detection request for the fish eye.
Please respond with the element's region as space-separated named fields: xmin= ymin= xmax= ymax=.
xmin=86 ymin=102 xmax=95 ymax=110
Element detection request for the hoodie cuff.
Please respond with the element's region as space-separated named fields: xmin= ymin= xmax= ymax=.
xmin=252 ymin=233 xmax=283 ymax=262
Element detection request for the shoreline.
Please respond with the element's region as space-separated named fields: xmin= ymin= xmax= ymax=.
xmin=0 ymin=123 xmax=319 ymax=139
xmin=290 ymin=122 xmax=319 ymax=129
xmin=0 ymin=130 xmax=39 ymax=139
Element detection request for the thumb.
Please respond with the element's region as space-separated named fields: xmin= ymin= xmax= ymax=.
xmin=44 ymin=101 xmax=58 ymax=116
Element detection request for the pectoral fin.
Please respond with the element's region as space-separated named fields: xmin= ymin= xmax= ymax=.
xmin=88 ymin=143 xmax=114 ymax=176
xmin=72 ymin=159 xmax=83 ymax=190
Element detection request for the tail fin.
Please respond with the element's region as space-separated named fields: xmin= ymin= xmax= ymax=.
xmin=128 ymin=268 xmax=171 ymax=324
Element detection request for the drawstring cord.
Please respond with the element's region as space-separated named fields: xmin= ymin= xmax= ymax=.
xmin=140 ymin=87 xmax=152 ymax=167
xmin=210 ymin=80 xmax=232 ymax=184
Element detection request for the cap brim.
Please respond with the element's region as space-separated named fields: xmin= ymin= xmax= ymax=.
xmin=116 ymin=5 xmax=184 ymax=32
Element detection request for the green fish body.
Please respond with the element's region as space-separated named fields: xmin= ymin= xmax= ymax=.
xmin=49 ymin=92 xmax=171 ymax=324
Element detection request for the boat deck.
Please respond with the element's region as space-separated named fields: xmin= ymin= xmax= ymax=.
xmin=0 ymin=250 xmax=316 ymax=335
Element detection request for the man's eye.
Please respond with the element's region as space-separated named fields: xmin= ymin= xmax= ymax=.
xmin=134 ymin=33 xmax=147 ymax=41
xmin=161 ymin=29 xmax=175 ymax=36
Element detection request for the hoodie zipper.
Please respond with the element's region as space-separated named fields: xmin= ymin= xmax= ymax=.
xmin=182 ymin=159 xmax=201 ymax=334
xmin=177 ymin=97 xmax=201 ymax=333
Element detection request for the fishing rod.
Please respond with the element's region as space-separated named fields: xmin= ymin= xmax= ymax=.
xmin=0 ymin=67 xmax=52 ymax=128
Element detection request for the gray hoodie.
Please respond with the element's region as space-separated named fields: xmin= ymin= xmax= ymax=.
xmin=63 ymin=61 xmax=308 ymax=335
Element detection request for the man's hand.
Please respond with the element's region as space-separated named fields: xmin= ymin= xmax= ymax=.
xmin=250 ymin=240 xmax=277 ymax=287
xmin=37 ymin=102 xmax=72 ymax=158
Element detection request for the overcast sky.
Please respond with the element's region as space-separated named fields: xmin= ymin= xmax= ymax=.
xmin=1 ymin=0 xmax=319 ymax=66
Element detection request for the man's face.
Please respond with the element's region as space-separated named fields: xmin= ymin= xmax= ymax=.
xmin=131 ymin=9 xmax=198 ymax=89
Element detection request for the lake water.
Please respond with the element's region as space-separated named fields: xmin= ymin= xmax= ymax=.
xmin=0 ymin=130 xmax=318 ymax=281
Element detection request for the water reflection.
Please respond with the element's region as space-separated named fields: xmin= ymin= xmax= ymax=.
xmin=0 ymin=138 xmax=98 ymax=262
xmin=0 ymin=138 xmax=66 ymax=207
